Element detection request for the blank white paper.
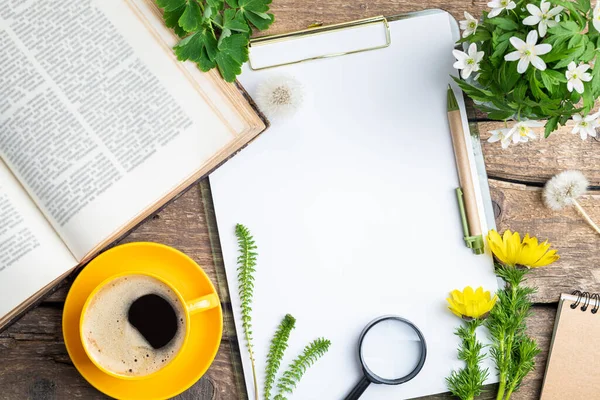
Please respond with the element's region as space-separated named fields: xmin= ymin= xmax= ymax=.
xmin=210 ymin=10 xmax=499 ymax=399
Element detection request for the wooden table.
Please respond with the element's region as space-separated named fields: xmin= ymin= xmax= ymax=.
xmin=2 ymin=1 xmax=600 ymax=399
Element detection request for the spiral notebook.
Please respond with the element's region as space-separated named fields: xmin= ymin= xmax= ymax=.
xmin=540 ymin=292 xmax=600 ymax=399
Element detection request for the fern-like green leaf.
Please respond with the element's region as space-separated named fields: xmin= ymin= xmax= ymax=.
xmin=235 ymin=223 xmax=259 ymax=399
xmin=236 ymin=223 xmax=257 ymax=353
xmin=264 ymin=314 xmax=296 ymax=400
xmin=276 ymin=338 xmax=331 ymax=397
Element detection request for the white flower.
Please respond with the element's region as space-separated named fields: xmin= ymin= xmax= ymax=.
xmin=504 ymin=30 xmax=552 ymax=73
xmin=510 ymin=120 xmax=543 ymax=144
xmin=459 ymin=12 xmax=479 ymax=38
xmin=543 ymin=170 xmax=589 ymax=210
xmin=452 ymin=43 xmax=484 ymax=79
xmin=593 ymin=2 xmax=600 ymax=32
xmin=565 ymin=62 xmax=592 ymax=94
xmin=255 ymin=75 xmax=304 ymax=118
xmin=487 ymin=120 xmax=543 ymax=148
xmin=523 ymin=0 xmax=563 ymax=37
xmin=487 ymin=128 xmax=513 ymax=148
xmin=571 ymin=112 xmax=600 ymax=139
xmin=487 ymin=0 xmax=516 ymax=18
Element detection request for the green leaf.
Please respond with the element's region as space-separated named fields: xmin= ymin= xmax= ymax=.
xmin=174 ymin=31 xmax=205 ymax=62
xmin=581 ymin=41 xmax=596 ymax=62
xmin=276 ymin=338 xmax=331 ymax=396
xmin=583 ymin=82 xmax=594 ymax=113
xmin=173 ymin=26 xmax=217 ymax=62
xmin=156 ymin=0 xmax=186 ymax=12
xmin=456 ymin=29 xmax=491 ymax=44
xmin=238 ymin=0 xmax=274 ymax=30
xmin=497 ymin=61 xmax=520 ymax=93
xmin=544 ymin=116 xmax=559 ymax=138
xmin=264 ymin=315 xmax=296 ymax=400
xmin=492 ymin=38 xmax=510 ymax=57
xmin=592 ymin=55 xmax=600 ymax=96
xmin=488 ymin=110 xmax=515 ymax=120
xmin=179 ymin=0 xmax=203 ymax=32
xmin=528 ymin=72 xmax=547 ymax=100
xmin=551 ymin=0 xmax=585 ymax=28
xmin=215 ymin=33 xmax=249 ymax=82
xmin=568 ymin=33 xmax=583 ymax=49
xmin=548 ymin=20 xmax=581 ymax=45
xmin=487 ymin=17 xmax=519 ymax=31
xmin=197 ymin=47 xmax=216 ymax=71
xmin=224 ymin=9 xmax=250 ymax=32
xmin=574 ymin=0 xmax=592 ymax=12
xmin=554 ymin=43 xmax=586 ymax=68
xmin=513 ymin=83 xmax=527 ymax=102
xmin=163 ymin=5 xmax=187 ymax=38
xmin=207 ymin=0 xmax=224 ymax=10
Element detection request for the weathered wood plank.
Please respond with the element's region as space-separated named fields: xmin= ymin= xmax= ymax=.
xmin=0 ymin=300 xmax=555 ymax=400
xmin=266 ymin=0 xmax=488 ymax=35
xmin=0 ymin=304 xmax=240 ymax=399
xmin=480 ymin=121 xmax=600 ymax=186
xmin=490 ymin=179 xmax=600 ymax=303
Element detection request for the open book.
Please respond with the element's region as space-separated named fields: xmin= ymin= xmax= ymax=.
xmin=0 ymin=0 xmax=266 ymax=330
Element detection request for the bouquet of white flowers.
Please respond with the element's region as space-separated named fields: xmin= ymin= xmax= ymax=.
xmin=454 ymin=0 xmax=600 ymax=147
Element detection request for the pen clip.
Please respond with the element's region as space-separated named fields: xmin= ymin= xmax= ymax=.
xmin=456 ymin=188 xmax=484 ymax=254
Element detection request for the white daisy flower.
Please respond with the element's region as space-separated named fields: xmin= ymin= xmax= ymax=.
xmin=487 ymin=128 xmax=513 ymax=148
xmin=459 ymin=12 xmax=479 ymax=38
xmin=565 ymin=62 xmax=592 ymax=94
xmin=523 ymin=0 xmax=563 ymax=37
xmin=452 ymin=43 xmax=484 ymax=79
xmin=504 ymin=30 xmax=552 ymax=74
xmin=510 ymin=120 xmax=543 ymax=144
xmin=487 ymin=0 xmax=517 ymax=18
xmin=571 ymin=112 xmax=600 ymax=140
xmin=255 ymin=76 xmax=304 ymax=119
xmin=593 ymin=2 xmax=600 ymax=32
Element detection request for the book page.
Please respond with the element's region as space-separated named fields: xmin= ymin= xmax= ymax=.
xmin=0 ymin=160 xmax=77 ymax=318
xmin=0 ymin=0 xmax=238 ymax=260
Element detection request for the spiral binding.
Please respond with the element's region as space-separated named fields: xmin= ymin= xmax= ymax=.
xmin=570 ymin=290 xmax=600 ymax=314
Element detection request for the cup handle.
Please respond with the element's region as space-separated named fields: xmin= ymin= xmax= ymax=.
xmin=187 ymin=293 xmax=220 ymax=315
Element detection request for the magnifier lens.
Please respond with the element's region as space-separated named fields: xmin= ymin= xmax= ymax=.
xmin=361 ymin=319 xmax=424 ymax=380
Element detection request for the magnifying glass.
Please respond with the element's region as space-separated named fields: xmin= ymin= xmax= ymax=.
xmin=344 ymin=315 xmax=427 ymax=400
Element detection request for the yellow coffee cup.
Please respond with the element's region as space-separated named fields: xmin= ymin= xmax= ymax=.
xmin=80 ymin=271 xmax=220 ymax=380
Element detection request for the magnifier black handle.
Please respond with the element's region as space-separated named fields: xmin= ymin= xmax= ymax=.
xmin=344 ymin=375 xmax=371 ymax=400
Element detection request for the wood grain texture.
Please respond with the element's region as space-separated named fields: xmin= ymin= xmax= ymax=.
xmin=265 ymin=0 xmax=488 ymax=35
xmin=3 ymin=1 xmax=599 ymax=399
xmin=0 ymin=302 xmax=239 ymax=400
xmin=0 ymin=187 xmax=243 ymax=400
xmin=480 ymin=122 xmax=600 ymax=185
xmin=489 ymin=179 xmax=600 ymax=303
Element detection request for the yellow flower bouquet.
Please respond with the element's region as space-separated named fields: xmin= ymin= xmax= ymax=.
xmin=446 ymin=287 xmax=497 ymax=400
xmin=446 ymin=229 xmax=559 ymax=400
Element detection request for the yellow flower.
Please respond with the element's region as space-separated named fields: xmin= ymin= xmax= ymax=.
xmin=486 ymin=229 xmax=559 ymax=268
xmin=447 ymin=286 xmax=497 ymax=320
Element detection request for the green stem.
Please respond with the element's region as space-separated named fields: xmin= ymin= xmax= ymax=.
xmin=496 ymin=329 xmax=507 ymax=400
xmin=497 ymin=378 xmax=506 ymax=400
xmin=505 ymin=384 xmax=515 ymax=400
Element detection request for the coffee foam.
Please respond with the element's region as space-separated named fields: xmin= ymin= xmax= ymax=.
xmin=82 ymin=275 xmax=186 ymax=377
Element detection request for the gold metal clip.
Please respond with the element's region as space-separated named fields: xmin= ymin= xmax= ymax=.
xmin=248 ymin=16 xmax=391 ymax=70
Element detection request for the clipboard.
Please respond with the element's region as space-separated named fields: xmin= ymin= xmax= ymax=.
xmin=246 ymin=10 xmax=496 ymax=248
xmin=209 ymin=9 xmax=499 ymax=399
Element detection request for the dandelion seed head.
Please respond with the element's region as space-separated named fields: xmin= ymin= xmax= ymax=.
xmin=543 ymin=170 xmax=589 ymax=210
xmin=255 ymin=76 xmax=303 ymax=119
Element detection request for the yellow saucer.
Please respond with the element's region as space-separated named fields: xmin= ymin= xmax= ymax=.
xmin=63 ymin=242 xmax=223 ymax=400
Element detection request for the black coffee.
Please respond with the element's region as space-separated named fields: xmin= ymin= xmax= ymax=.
xmin=128 ymin=294 xmax=179 ymax=349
